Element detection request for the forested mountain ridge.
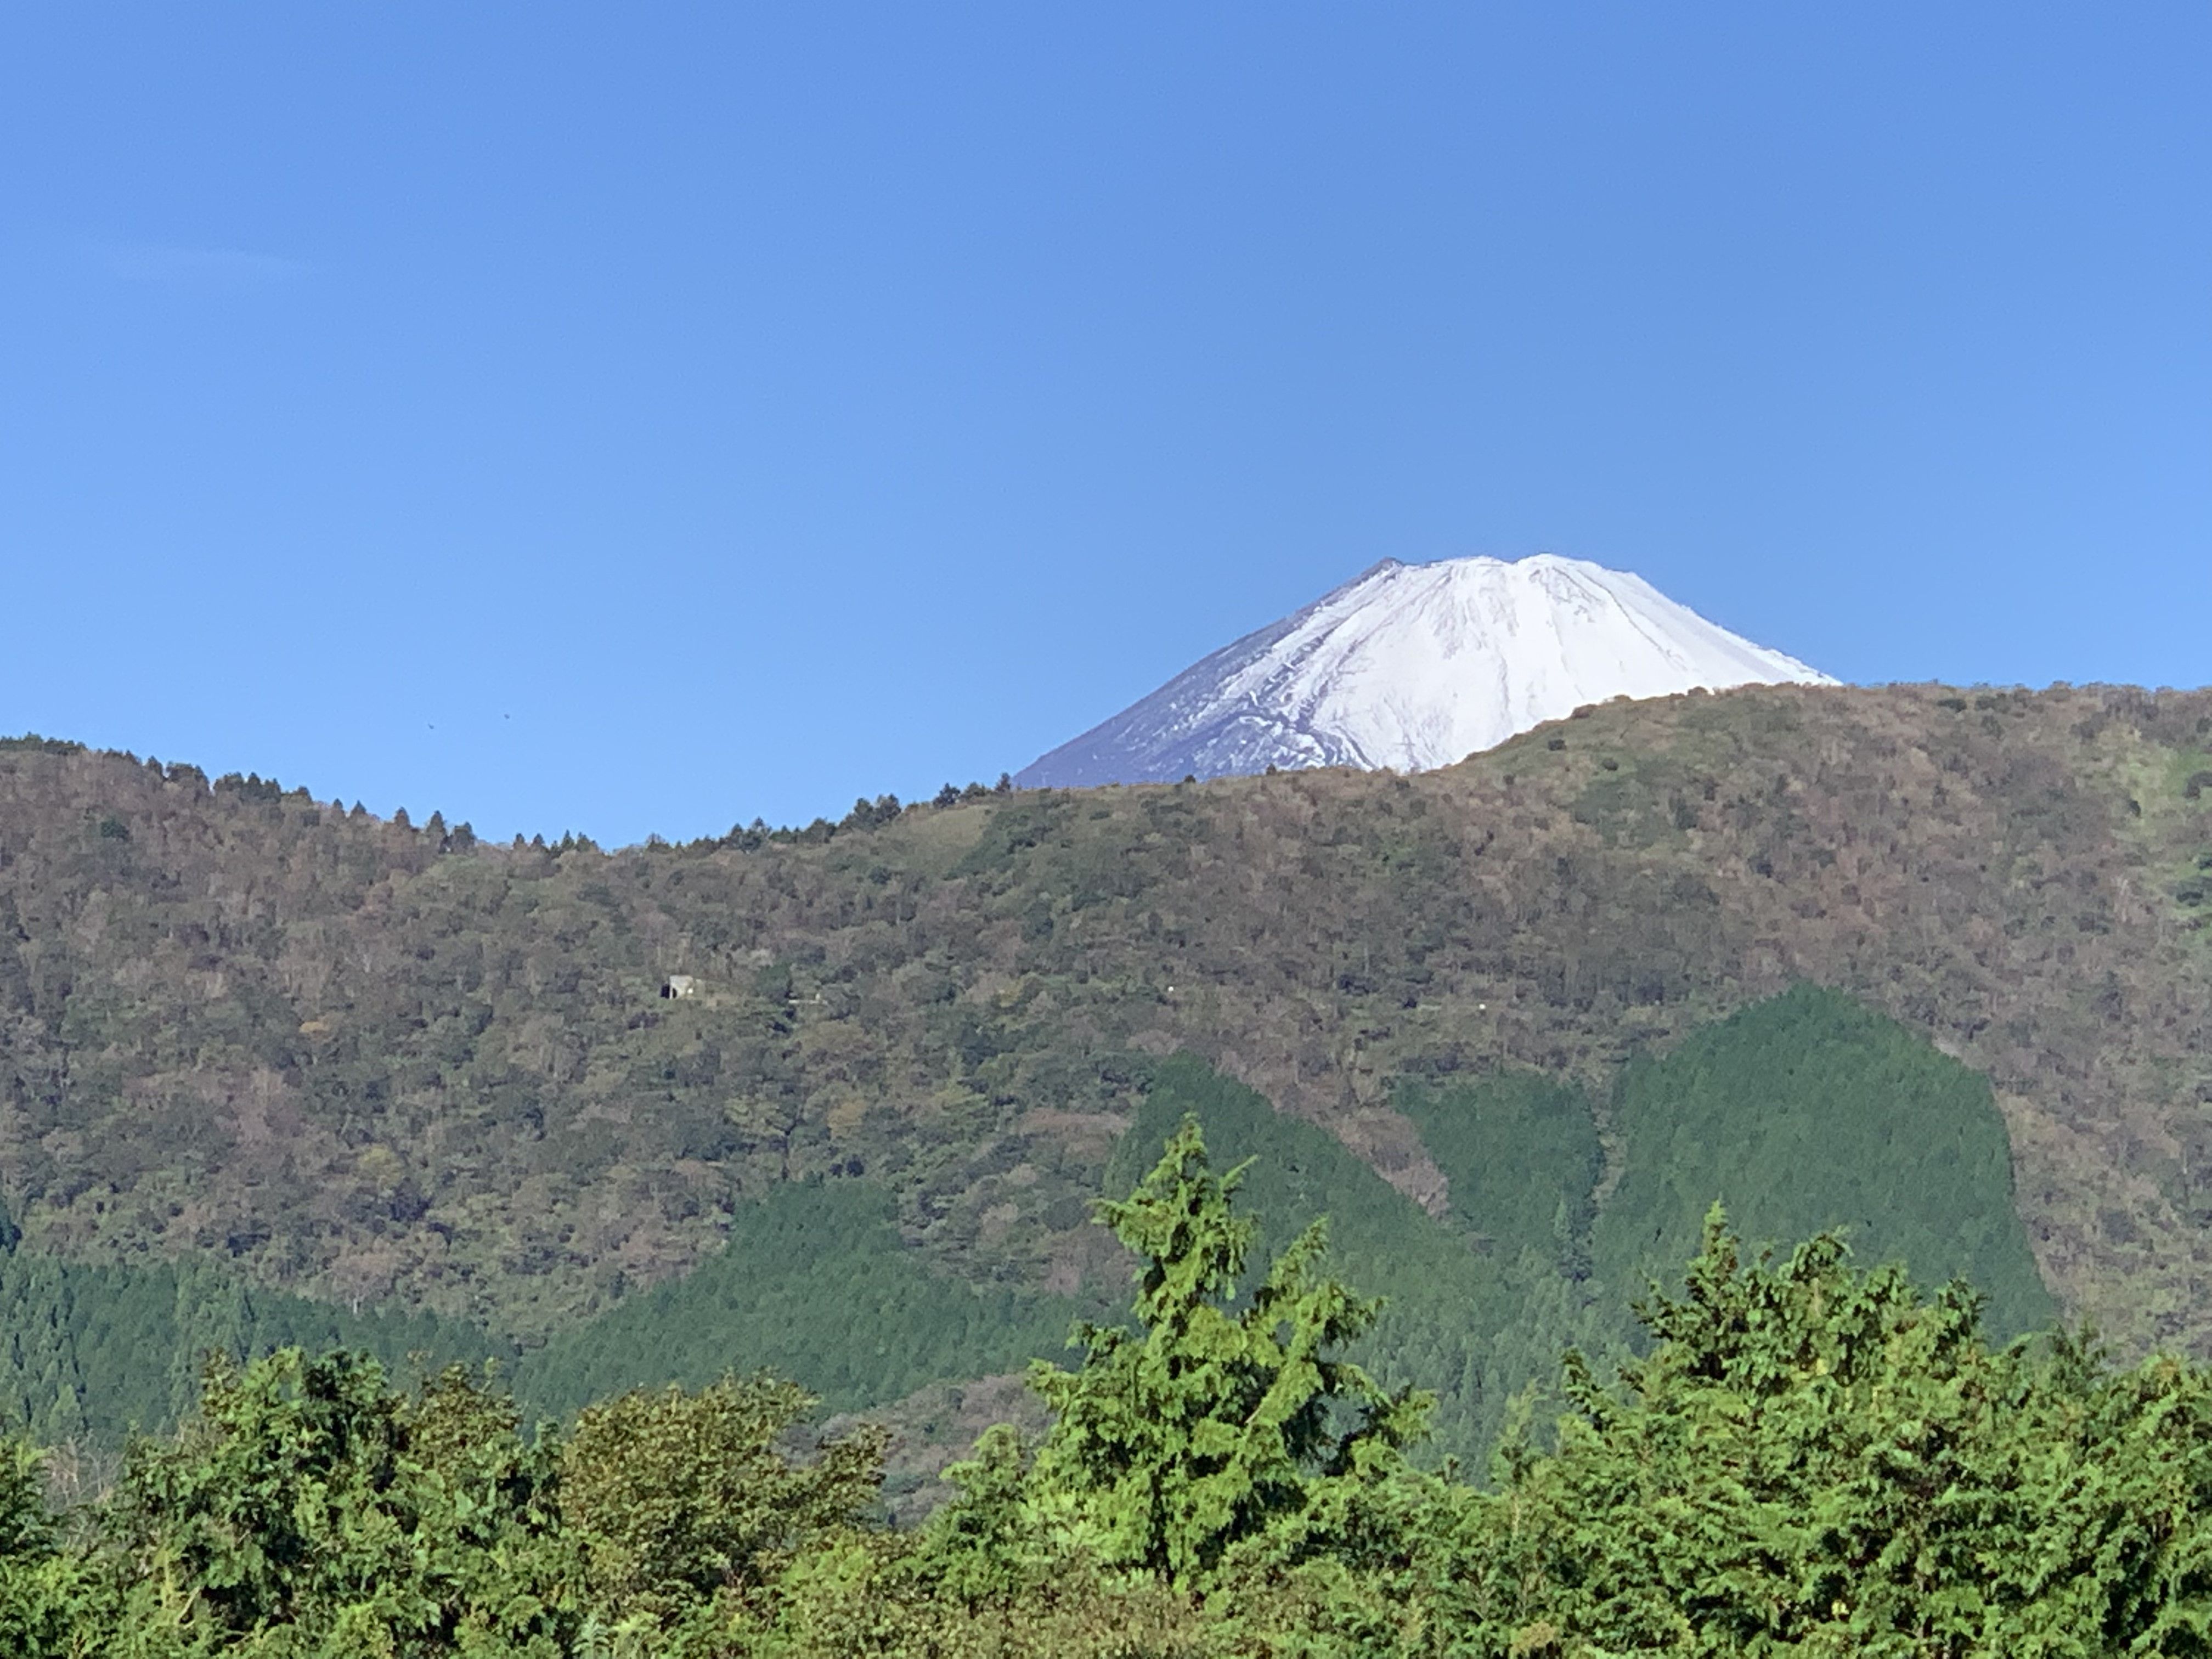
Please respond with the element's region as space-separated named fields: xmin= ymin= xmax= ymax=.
xmin=1 ymin=681 xmax=2209 ymax=1362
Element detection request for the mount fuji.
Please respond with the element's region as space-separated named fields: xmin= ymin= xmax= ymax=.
xmin=1016 ymin=554 xmax=1836 ymax=788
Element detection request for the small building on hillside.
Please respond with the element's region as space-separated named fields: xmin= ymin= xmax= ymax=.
xmin=661 ymin=974 xmax=700 ymax=1000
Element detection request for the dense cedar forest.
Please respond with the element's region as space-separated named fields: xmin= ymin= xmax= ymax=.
xmin=5 ymin=1124 xmax=2212 ymax=1657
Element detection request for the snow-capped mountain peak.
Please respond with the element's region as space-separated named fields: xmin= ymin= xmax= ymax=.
xmin=1015 ymin=554 xmax=1836 ymax=788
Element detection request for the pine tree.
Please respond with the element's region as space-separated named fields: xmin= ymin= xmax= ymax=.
xmin=1027 ymin=1118 xmax=1428 ymax=1589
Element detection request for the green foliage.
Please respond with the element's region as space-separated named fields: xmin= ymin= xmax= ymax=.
xmin=0 ymin=1249 xmax=506 ymax=1446
xmin=561 ymin=1374 xmax=884 ymax=1624
xmin=0 ymin=1437 xmax=50 ymax=1559
xmin=12 ymin=1130 xmax=2212 ymax=1655
xmin=1437 ymin=1208 xmax=2212 ymax=1655
xmin=1029 ymin=1119 xmax=1427 ymax=1588
xmin=1112 ymin=1057 xmax=1616 ymax=1465
xmin=1393 ymin=1070 xmax=1602 ymax=1274
xmin=0 ymin=1437 xmax=92 ymax=1659
xmin=116 ymin=1348 xmax=562 ymax=1656
xmin=909 ymin=1423 xmax=1038 ymax=1606
xmin=515 ymin=1179 xmax=1080 ymax=1420
xmin=0 ymin=991 xmax=2052 ymax=1493
xmin=1593 ymin=982 xmax=2054 ymax=1338
xmin=28 ymin=682 xmax=2212 ymax=1602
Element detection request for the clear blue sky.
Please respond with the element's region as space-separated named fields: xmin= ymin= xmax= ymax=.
xmin=3 ymin=6 xmax=2206 ymax=844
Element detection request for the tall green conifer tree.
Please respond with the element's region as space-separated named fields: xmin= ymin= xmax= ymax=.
xmin=1027 ymin=1118 xmax=1429 ymax=1589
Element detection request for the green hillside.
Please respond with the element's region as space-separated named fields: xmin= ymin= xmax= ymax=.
xmin=513 ymin=1177 xmax=1081 ymax=1420
xmin=1393 ymin=1069 xmax=1602 ymax=1272
xmin=0 ymin=984 xmax=2058 ymax=1467
xmin=0 ymin=681 xmax=2206 ymax=1418
xmin=0 ymin=1235 xmax=503 ymax=1446
xmin=1592 ymin=984 xmax=2053 ymax=1333
xmin=1107 ymin=1056 xmax=1550 ymax=1456
xmin=1093 ymin=992 xmax=2049 ymax=1462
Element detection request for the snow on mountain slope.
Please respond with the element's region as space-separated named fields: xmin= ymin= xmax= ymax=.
xmin=1016 ymin=555 xmax=1837 ymax=788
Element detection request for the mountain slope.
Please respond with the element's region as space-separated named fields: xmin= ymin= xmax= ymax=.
xmin=1 ymin=682 xmax=2208 ymax=1368
xmin=1017 ymin=554 xmax=1835 ymax=786
xmin=1587 ymin=984 xmax=2051 ymax=1337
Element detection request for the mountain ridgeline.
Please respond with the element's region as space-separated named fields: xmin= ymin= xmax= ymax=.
xmin=0 ymin=680 xmax=2208 ymax=1454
